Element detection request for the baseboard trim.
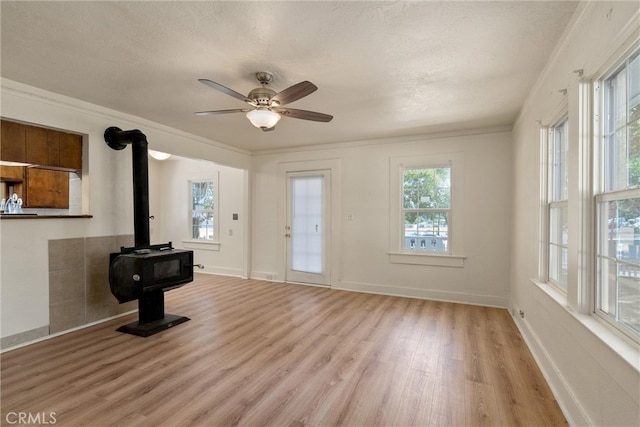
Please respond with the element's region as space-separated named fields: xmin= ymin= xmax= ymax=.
xmin=203 ymin=266 xmax=246 ymax=277
xmin=333 ymin=280 xmax=508 ymax=308
xmin=0 ymin=325 xmax=50 ymax=350
xmin=510 ymin=310 xmax=592 ymax=426
xmin=1 ymin=311 xmax=136 ymax=353
xmin=250 ymin=271 xmax=280 ymax=282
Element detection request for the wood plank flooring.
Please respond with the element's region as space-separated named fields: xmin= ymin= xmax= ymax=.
xmin=1 ymin=274 xmax=567 ymax=426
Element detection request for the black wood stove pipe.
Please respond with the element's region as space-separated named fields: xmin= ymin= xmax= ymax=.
xmin=104 ymin=127 xmax=150 ymax=247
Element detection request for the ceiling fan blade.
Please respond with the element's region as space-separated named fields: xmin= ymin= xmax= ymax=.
xmin=261 ymin=126 xmax=276 ymax=132
xmin=194 ymin=108 xmax=250 ymax=115
xmin=271 ymin=81 xmax=317 ymax=105
xmin=274 ymin=107 xmax=333 ymax=122
xmin=198 ymin=79 xmax=253 ymax=103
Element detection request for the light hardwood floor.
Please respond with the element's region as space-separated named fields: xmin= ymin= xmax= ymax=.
xmin=1 ymin=274 xmax=566 ymax=426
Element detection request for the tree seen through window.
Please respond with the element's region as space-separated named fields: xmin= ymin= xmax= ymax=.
xmin=402 ymin=167 xmax=451 ymax=252
xmin=191 ymin=181 xmax=214 ymax=240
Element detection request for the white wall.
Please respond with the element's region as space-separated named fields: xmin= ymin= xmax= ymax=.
xmin=150 ymin=156 xmax=248 ymax=277
xmin=251 ymin=129 xmax=513 ymax=307
xmin=0 ymin=79 xmax=251 ymax=341
xmin=510 ymin=2 xmax=639 ymax=426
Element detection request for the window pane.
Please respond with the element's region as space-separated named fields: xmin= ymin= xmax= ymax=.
xmin=403 ymin=212 xmax=448 ymax=252
xmin=549 ymin=205 xmax=568 ymax=291
xmin=604 ymin=128 xmax=629 ymax=191
xmin=605 ymin=68 xmax=627 ymax=134
xmin=549 ymin=244 xmax=568 ymax=291
xmin=403 ymin=168 xmax=450 ymax=209
xmin=192 ymin=181 xmax=214 ymax=210
xmin=598 ymin=198 xmax=640 ymax=263
xmin=603 ymin=56 xmax=640 ymax=191
xmin=597 ymin=197 xmax=640 ymax=335
xmin=619 ymin=264 xmax=640 ymax=335
xmin=291 ymin=176 xmax=323 ymax=274
xmin=630 ymin=52 xmax=640 ymax=123
xmin=631 ymin=119 xmax=640 ymax=187
xmin=615 ymin=68 xmax=628 ymax=129
xmin=192 ymin=213 xmax=214 ymax=240
xmin=550 ymin=205 xmax=568 ymax=246
xmin=627 ymin=51 xmax=640 ymax=189
xmin=598 ymin=256 xmax=640 ymax=336
xmin=598 ymin=257 xmax=619 ymax=317
xmin=550 ymin=118 xmax=568 ymax=201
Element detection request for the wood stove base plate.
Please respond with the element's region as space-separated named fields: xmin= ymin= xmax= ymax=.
xmin=116 ymin=314 xmax=190 ymax=337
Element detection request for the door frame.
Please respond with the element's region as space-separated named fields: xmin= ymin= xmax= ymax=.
xmin=277 ymin=159 xmax=341 ymax=287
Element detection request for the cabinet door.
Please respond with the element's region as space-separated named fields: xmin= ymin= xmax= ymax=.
xmin=25 ymin=126 xmax=49 ymax=165
xmin=0 ymin=166 xmax=24 ymax=181
xmin=24 ymin=168 xmax=69 ymax=209
xmin=47 ymin=130 xmax=60 ymax=166
xmin=1 ymin=120 xmax=26 ymax=163
xmin=58 ymin=132 xmax=82 ymax=170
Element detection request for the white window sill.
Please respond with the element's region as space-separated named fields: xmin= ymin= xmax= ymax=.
xmin=530 ymin=279 xmax=639 ymax=373
xmin=388 ymin=252 xmax=465 ymax=267
xmin=182 ymin=239 xmax=221 ymax=251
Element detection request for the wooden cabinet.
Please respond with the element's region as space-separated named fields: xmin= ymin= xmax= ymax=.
xmin=1 ymin=119 xmax=80 ymax=209
xmin=1 ymin=119 xmax=82 ymax=170
xmin=57 ymin=132 xmax=82 ymax=170
xmin=1 ymin=121 xmax=26 ymax=163
xmin=0 ymin=166 xmax=24 ymax=181
xmin=24 ymin=167 xmax=69 ymax=209
xmin=25 ymin=126 xmax=49 ymax=165
xmin=1 ymin=166 xmax=69 ymax=209
xmin=48 ymin=131 xmax=60 ymax=166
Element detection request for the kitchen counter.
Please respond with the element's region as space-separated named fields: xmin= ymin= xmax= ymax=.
xmin=0 ymin=214 xmax=92 ymax=219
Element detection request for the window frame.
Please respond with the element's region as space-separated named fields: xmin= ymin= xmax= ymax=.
xmin=401 ymin=166 xmax=451 ymax=254
xmin=539 ymin=99 xmax=570 ymax=291
xmin=389 ymin=152 xmax=465 ymax=268
xmin=187 ymin=178 xmax=219 ymax=243
xmin=547 ymin=115 xmax=570 ymax=292
xmin=593 ymin=47 xmax=640 ymax=342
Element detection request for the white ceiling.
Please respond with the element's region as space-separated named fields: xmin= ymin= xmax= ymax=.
xmin=1 ymin=1 xmax=579 ymax=152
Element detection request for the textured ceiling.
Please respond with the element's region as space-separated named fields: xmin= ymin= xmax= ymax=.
xmin=0 ymin=1 xmax=579 ymax=152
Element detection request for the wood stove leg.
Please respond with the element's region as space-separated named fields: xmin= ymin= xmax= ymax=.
xmin=138 ymin=290 xmax=165 ymax=323
xmin=116 ymin=291 xmax=190 ymax=337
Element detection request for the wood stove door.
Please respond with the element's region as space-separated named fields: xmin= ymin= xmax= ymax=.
xmin=285 ymin=170 xmax=330 ymax=286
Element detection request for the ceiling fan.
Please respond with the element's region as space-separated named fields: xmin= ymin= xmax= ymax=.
xmin=195 ymin=72 xmax=333 ymax=131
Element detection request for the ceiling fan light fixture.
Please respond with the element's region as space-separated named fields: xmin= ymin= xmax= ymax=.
xmin=246 ymin=109 xmax=281 ymax=130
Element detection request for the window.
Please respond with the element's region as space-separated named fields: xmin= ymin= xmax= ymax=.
xmin=402 ymin=167 xmax=451 ymax=253
xmin=595 ymin=49 xmax=640 ymax=339
xmin=389 ymin=153 xmax=464 ymax=267
xmin=548 ymin=116 xmax=569 ymax=291
xmin=190 ymin=180 xmax=216 ymax=240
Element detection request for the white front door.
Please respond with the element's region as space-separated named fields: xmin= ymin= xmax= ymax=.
xmin=285 ymin=170 xmax=330 ymax=286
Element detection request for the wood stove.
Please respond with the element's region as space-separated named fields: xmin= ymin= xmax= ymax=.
xmin=109 ymin=242 xmax=193 ymax=303
xmin=105 ymin=127 xmax=196 ymax=337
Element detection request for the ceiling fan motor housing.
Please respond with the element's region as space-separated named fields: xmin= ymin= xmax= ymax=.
xmin=248 ymin=87 xmax=277 ymax=106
